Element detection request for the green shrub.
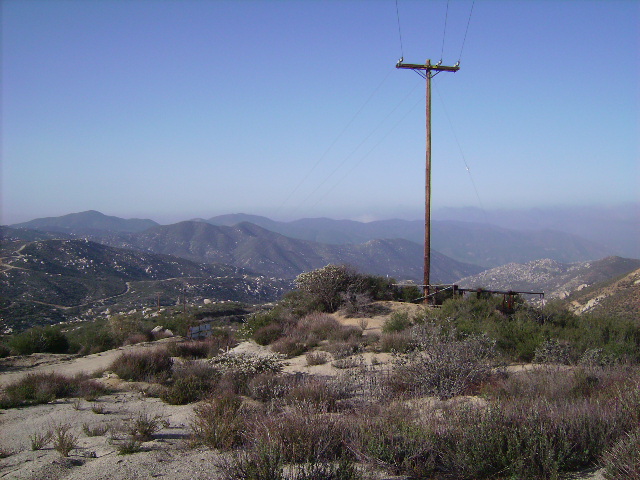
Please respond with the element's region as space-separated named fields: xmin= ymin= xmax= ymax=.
xmin=220 ymin=441 xmax=285 ymax=480
xmin=66 ymin=322 xmax=118 ymax=355
xmin=30 ymin=430 xmax=53 ymax=450
xmin=8 ymin=326 xmax=69 ymax=354
xmin=242 ymin=310 xmax=282 ymax=340
xmin=253 ymin=323 xmax=284 ymax=346
xmin=382 ymin=312 xmax=412 ymax=333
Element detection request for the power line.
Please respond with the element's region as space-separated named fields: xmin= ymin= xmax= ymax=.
xmin=290 ymin=80 xmax=422 ymax=218
xmin=395 ymin=0 xmax=404 ymax=59
xmin=308 ymin=94 xmax=424 ymax=213
xmin=458 ymin=0 xmax=475 ymax=63
xmin=274 ymin=68 xmax=394 ymax=217
xmin=440 ymin=0 xmax=450 ymax=63
xmin=434 ymin=82 xmax=489 ymax=224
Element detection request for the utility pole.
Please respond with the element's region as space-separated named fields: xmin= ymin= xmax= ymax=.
xmin=396 ymin=59 xmax=459 ymax=303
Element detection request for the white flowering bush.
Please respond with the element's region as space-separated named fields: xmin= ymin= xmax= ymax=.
xmin=208 ymin=352 xmax=284 ymax=375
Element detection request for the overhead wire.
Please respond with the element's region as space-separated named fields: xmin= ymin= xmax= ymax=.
xmin=309 ymin=94 xmax=424 ymax=213
xmin=289 ymin=79 xmax=423 ymax=218
xmin=458 ymin=0 xmax=475 ymax=63
xmin=274 ymin=68 xmax=394 ymax=217
xmin=395 ymin=0 xmax=404 ymax=59
xmin=434 ymin=82 xmax=489 ymax=224
xmin=440 ymin=0 xmax=450 ymax=63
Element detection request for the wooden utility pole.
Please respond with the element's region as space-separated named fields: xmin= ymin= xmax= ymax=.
xmin=396 ymin=59 xmax=459 ymax=302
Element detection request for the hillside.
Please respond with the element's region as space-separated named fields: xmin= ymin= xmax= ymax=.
xmin=205 ymin=214 xmax=610 ymax=267
xmin=457 ymin=256 xmax=640 ymax=300
xmin=565 ymin=267 xmax=640 ymax=320
xmin=0 ymin=239 xmax=289 ymax=331
xmin=100 ymin=221 xmax=482 ymax=282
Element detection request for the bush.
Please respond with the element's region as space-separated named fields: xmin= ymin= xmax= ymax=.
xmin=220 ymin=441 xmax=285 ymax=480
xmin=294 ymin=265 xmax=358 ymax=313
xmin=306 ymin=351 xmax=331 ymax=366
xmin=254 ymin=409 xmax=345 ymax=463
xmin=271 ymin=337 xmax=309 ymax=358
xmin=108 ymin=349 xmax=173 ymax=383
xmin=30 ymin=430 xmax=53 ymax=450
xmin=382 ymin=312 xmax=411 ymax=333
xmin=350 ymin=391 xmax=638 ymax=479
xmin=115 ymin=436 xmax=144 ymax=455
xmin=191 ymin=393 xmax=246 ymax=449
xmin=285 ymin=378 xmax=348 ymax=413
xmin=322 ymin=339 xmax=362 ymax=360
xmin=127 ymin=412 xmax=166 ymax=441
xmin=602 ymin=428 xmax=640 ymax=480
xmin=534 ymin=338 xmax=574 ymax=365
xmin=253 ymin=323 xmax=284 ymax=346
xmin=67 ymin=322 xmax=118 ymax=355
xmin=52 ymin=423 xmax=78 ymax=457
xmin=0 ymin=372 xmax=106 ymax=408
xmin=248 ymin=373 xmax=296 ymax=402
xmin=82 ymin=423 xmax=109 ymax=437
xmin=388 ymin=326 xmax=497 ymax=399
xmin=7 ymin=326 xmax=69 ymax=354
xmin=161 ymin=362 xmax=220 ymax=405
xmin=379 ymin=331 xmax=414 ymax=353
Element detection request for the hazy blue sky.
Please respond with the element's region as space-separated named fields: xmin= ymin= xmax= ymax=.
xmin=2 ymin=0 xmax=638 ymax=224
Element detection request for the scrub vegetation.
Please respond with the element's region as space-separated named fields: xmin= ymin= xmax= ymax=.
xmin=1 ymin=264 xmax=638 ymax=478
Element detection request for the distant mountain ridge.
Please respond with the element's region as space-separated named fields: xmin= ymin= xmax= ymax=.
xmin=99 ymin=221 xmax=481 ymax=283
xmin=11 ymin=210 xmax=158 ymax=233
xmin=9 ymin=210 xmax=622 ymax=276
xmin=434 ymin=203 xmax=640 ymax=259
xmin=205 ymin=214 xmax=610 ymax=267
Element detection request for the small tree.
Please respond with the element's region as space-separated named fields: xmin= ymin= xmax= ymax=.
xmin=294 ymin=265 xmax=357 ymax=313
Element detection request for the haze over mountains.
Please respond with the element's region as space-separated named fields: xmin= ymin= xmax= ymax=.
xmin=11 ymin=209 xmax=623 ymax=269
xmin=3 ymin=209 xmax=639 ymax=330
